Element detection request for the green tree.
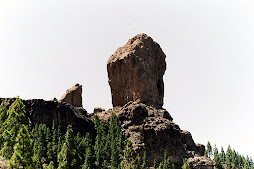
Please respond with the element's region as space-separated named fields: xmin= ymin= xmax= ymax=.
xmin=1 ymin=98 xmax=31 ymax=158
xmin=0 ymin=100 xmax=8 ymax=149
xmin=109 ymin=113 xmax=125 ymax=169
xmin=9 ymin=125 xmax=34 ymax=169
xmin=182 ymin=158 xmax=190 ymax=169
xmin=57 ymin=125 xmax=79 ymax=169
xmin=225 ymin=145 xmax=232 ymax=168
xmin=120 ymin=141 xmax=141 ymax=169
xmin=82 ymin=132 xmax=94 ymax=169
xmin=141 ymin=151 xmax=147 ymax=169
xmin=158 ymin=151 xmax=175 ymax=169
xmin=219 ymin=147 xmax=226 ymax=164
xmin=32 ymin=123 xmax=50 ymax=168
xmin=94 ymin=116 xmax=109 ymax=168
xmin=205 ymin=141 xmax=212 ymax=158
xmin=47 ymin=121 xmax=63 ymax=168
xmin=213 ymin=145 xmax=222 ymax=169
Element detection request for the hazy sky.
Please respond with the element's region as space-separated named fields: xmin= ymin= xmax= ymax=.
xmin=1 ymin=0 xmax=254 ymax=158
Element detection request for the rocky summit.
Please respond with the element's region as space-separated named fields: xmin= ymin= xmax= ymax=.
xmin=107 ymin=33 xmax=166 ymax=108
xmin=101 ymin=33 xmax=214 ymax=167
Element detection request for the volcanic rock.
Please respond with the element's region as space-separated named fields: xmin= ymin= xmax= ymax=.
xmin=107 ymin=33 xmax=166 ymax=108
xmin=92 ymin=101 xmax=205 ymax=167
xmin=59 ymin=83 xmax=82 ymax=107
xmin=188 ymin=156 xmax=216 ymax=169
xmin=0 ymin=98 xmax=95 ymax=137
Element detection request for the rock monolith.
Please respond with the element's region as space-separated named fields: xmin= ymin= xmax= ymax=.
xmin=107 ymin=33 xmax=166 ymax=108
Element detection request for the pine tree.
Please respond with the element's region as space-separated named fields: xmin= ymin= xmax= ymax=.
xmin=109 ymin=113 xmax=125 ymax=169
xmin=205 ymin=141 xmax=212 ymax=158
xmin=226 ymin=145 xmax=232 ymax=168
xmin=0 ymin=100 xmax=8 ymax=149
xmin=58 ymin=125 xmax=79 ymax=169
xmin=82 ymin=132 xmax=94 ymax=169
xmin=32 ymin=123 xmax=50 ymax=168
xmin=220 ymin=147 xmax=226 ymax=164
xmin=158 ymin=151 xmax=175 ymax=169
xmin=9 ymin=125 xmax=34 ymax=169
xmin=213 ymin=145 xmax=222 ymax=169
xmin=141 ymin=151 xmax=147 ymax=169
xmin=1 ymin=98 xmax=31 ymax=158
xmin=182 ymin=158 xmax=190 ymax=169
xmin=94 ymin=115 xmax=109 ymax=168
xmin=120 ymin=141 xmax=141 ymax=169
xmin=47 ymin=121 xmax=63 ymax=168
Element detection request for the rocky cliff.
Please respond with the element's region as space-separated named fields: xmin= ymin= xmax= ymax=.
xmin=0 ymin=98 xmax=95 ymax=137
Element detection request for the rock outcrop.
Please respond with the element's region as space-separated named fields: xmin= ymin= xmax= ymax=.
xmin=107 ymin=33 xmax=166 ymax=108
xmin=59 ymin=83 xmax=82 ymax=107
xmin=0 ymin=98 xmax=95 ymax=137
xmin=102 ymin=33 xmax=210 ymax=167
xmin=188 ymin=156 xmax=216 ymax=169
xmin=93 ymin=101 xmax=205 ymax=167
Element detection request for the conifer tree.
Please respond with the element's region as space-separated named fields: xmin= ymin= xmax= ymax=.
xmin=33 ymin=123 xmax=50 ymax=168
xmin=0 ymin=100 xmax=8 ymax=124
xmin=182 ymin=158 xmax=190 ymax=169
xmin=141 ymin=151 xmax=147 ymax=169
xmin=94 ymin=116 xmax=109 ymax=168
xmin=220 ymin=147 xmax=226 ymax=164
xmin=9 ymin=125 xmax=34 ymax=169
xmin=58 ymin=125 xmax=79 ymax=169
xmin=213 ymin=145 xmax=222 ymax=169
xmin=0 ymin=100 xmax=8 ymax=149
xmin=109 ymin=113 xmax=125 ymax=169
xmin=82 ymin=132 xmax=94 ymax=169
xmin=47 ymin=121 xmax=62 ymax=168
xmin=1 ymin=98 xmax=31 ymax=158
xmin=158 ymin=151 xmax=175 ymax=169
xmin=120 ymin=141 xmax=141 ymax=169
xmin=205 ymin=141 xmax=212 ymax=158
xmin=226 ymin=145 xmax=232 ymax=168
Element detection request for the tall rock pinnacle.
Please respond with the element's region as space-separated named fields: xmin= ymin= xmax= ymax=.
xmin=107 ymin=33 xmax=166 ymax=108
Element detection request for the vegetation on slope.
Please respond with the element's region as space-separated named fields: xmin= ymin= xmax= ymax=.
xmin=205 ymin=141 xmax=254 ymax=169
xmin=0 ymin=98 xmax=252 ymax=169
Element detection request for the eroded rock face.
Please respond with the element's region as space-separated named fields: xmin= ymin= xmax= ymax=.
xmin=92 ymin=101 xmax=205 ymax=166
xmin=0 ymin=98 xmax=95 ymax=137
xmin=107 ymin=33 xmax=166 ymax=108
xmin=59 ymin=83 xmax=82 ymax=107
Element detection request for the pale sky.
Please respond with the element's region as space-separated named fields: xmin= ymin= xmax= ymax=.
xmin=1 ymin=0 xmax=254 ymax=159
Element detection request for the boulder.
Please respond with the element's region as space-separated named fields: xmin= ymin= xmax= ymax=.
xmin=107 ymin=33 xmax=166 ymax=108
xmin=59 ymin=83 xmax=82 ymax=107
